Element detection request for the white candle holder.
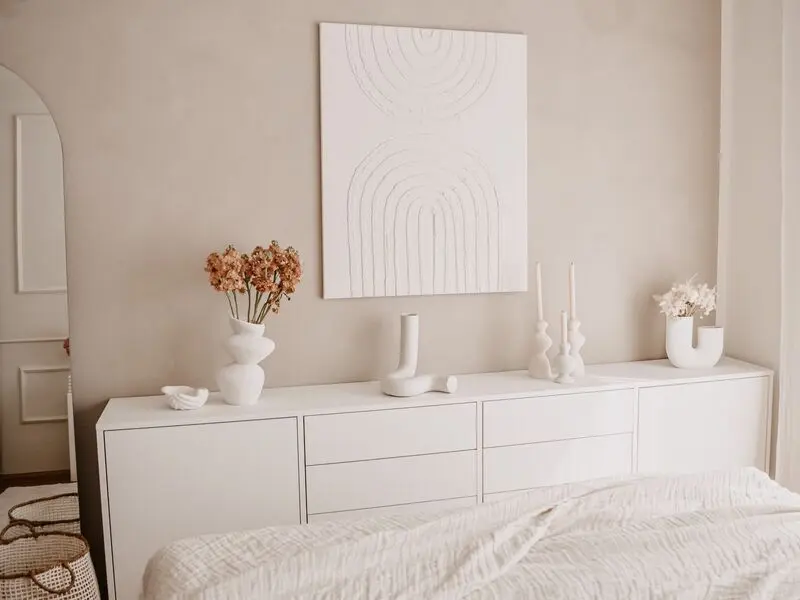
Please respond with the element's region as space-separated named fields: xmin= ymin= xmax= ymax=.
xmin=553 ymin=341 xmax=575 ymax=384
xmin=568 ymin=318 xmax=586 ymax=377
xmin=528 ymin=319 xmax=553 ymax=380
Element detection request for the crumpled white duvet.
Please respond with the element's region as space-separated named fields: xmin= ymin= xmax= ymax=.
xmin=143 ymin=468 xmax=800 ymax=599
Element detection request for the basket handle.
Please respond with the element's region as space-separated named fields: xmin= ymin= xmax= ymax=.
xmin=29 ymin=562 xmax=76 ymax=595
xmin=0 ymin=520 xmax=34 ymax=541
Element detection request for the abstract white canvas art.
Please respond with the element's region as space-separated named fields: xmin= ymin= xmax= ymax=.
xmin=320 ymin=23 xmax=527 ymax=299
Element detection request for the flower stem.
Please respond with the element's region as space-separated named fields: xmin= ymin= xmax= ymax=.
xmin=256 ymin=295 xmax=272 ymax=323
xmin=225 ymin=292 xmax=235 ymax=319
xmin=252 ymin=290 xmax=262 ymax=323
xmin=256 ymin=301 xmax=266 ymax=324
xmin=246 ymin=285 xmax=252 ymax=323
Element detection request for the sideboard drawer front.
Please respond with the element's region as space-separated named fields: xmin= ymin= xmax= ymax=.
xmin=305 ymin=403 xmax=476 ymax=465
xmin=483 ymin=389 xmax=635 ymax=448
xmin=307 ymin=450 xmax=477 ymax=514
xmin=483 ymin=434 xmax=633 ymax=494
xmin=307 ymin=496 xmax=477 ymax=523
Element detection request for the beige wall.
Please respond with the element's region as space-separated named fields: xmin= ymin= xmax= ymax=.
xmin=781 ymin=0 xmax=800 ymax=489
xmin=718 ymin=1 xmax=797 ymax=484
xmin=719 ymin=1 xmax=783 ymax=371
xmin=0 ymin=0 xmax=721 ymax=578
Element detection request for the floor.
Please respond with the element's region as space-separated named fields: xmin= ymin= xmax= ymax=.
xmin=0 ymin=482 xmax=78 ymax=529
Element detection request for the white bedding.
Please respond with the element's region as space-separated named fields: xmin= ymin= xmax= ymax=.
xmin=143 ymin=469 xmax=800 ymax=599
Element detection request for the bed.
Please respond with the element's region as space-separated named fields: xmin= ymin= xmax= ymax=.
xmin=142 ymin=468 xmax=800 ymax=599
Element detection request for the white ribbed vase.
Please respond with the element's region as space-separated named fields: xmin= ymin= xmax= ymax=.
xmin=216 ymin=317 xmax=275 ymax=406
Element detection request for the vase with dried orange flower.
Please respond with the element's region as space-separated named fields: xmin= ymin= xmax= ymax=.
xmin=205 ymin=242 xmax=302 ymax=405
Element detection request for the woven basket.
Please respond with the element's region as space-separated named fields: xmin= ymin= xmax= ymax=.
xmin=6 ymin=493 xmax=80 ymax=536
xmin=0 ymin=531 xmax=100 ymax=599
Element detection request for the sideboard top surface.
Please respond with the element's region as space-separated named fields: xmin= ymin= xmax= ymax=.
xmin=96 ymin=358 xmax=771 ymax=431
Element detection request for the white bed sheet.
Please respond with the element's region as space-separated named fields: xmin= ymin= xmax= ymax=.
xmin=143 ymin=468 xmax=800 ymax=599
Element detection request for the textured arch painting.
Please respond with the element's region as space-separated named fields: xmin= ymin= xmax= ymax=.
xmin=320 ymin=23 xmax=527 ymax=298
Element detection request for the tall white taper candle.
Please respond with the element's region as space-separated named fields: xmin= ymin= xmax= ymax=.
xmin=569 ymin=262 xmax=577 ymax=319
xmin=536 ymin=262 xmax=544 ymax=321
xmin=561 ymin=310 xmax=568 ymax=345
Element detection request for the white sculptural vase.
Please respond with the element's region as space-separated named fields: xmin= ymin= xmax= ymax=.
xmin=216 ymin=317 xmax=275 ymax=406
xmin=665 ymin=316 xmax=724 ymax=369
xmin=381 ymin=313 xmax=457 ymax=397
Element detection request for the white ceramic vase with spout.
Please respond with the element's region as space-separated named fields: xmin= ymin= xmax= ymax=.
xmin=665 ymin=316 xmax=724 ymax=369
xmin=217 ymin=317 xmax=275 ymax=406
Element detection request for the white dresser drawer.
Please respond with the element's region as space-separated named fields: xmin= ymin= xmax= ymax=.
xmin=483 ymin=434 xmax=633 ymax=494
xmin=307 ymin=496 xmax=477 ymax=523
xmin=307 ymin=450 xmax=476 ymax=514
xmin=484 ymin=479 xmax=607 ymax=505
xmin=483 ymin=389 xmax=635 ymax=447
xmin=304 ymin=403 xmax=476 ymax=465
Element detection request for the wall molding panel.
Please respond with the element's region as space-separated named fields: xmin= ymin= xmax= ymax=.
xmin=14 ymin=113 xmax=67 ymax=295
xmin=0 ymin=336 xmax=66 ymax=345
xmin=19 ymin=365 xmax=70 ymax=424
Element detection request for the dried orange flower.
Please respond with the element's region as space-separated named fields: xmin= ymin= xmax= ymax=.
xmin=205 ymin=241 xmax=302 ymax=324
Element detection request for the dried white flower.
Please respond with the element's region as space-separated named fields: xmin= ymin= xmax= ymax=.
xmin=653 ymin=275 xmax=717 ymax=319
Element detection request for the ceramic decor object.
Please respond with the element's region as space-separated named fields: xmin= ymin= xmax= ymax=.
xmin=381 ymin=313 xmax=457 ymax=397
xmin=161 ymin=386 xmax=209 ymax=410
xmin=528 ymin=262 xmax=553 ymax=380
xmin=665 ymin=316 xmax=724 ymax=368
xmin=528 ymin=320 xmax=553 ymax=380
xmin=217 ymin=317 xmax=275 ymax=406
xmin=553 ymin=310 xmax=575 ymax=384
xmin=568 ymin=318 xmax=586 ymax=377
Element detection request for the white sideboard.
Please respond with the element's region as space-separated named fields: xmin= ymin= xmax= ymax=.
xmin=96 ymin=358 xmax=773 ymax=600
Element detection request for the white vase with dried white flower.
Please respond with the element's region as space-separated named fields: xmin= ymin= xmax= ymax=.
xmin=653 ymin=276 xmax=723 ymax=369
xmin=205 ymin=242 xmax=303 ymax=406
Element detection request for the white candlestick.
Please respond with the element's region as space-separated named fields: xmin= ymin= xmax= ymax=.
xmin=568 ymin=317 xmax=586 ymax=378
xmin=554 ymin=315 xmax=575 ymax=384
xmin=528 ymin=320 xmax=553 ymax=380
xmin=536 ymin=262 xmax=544 ymax=321
xmin=569 ymin=262 xmax=577 ymax=319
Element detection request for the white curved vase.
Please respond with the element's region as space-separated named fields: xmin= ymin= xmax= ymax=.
xmin=217 ymin=317 xmax=275 ymax=406
xmin=665 ymin=316 xmax=724 ymax=369
xmin=381 ymin=313 xmax=457 ymax=397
